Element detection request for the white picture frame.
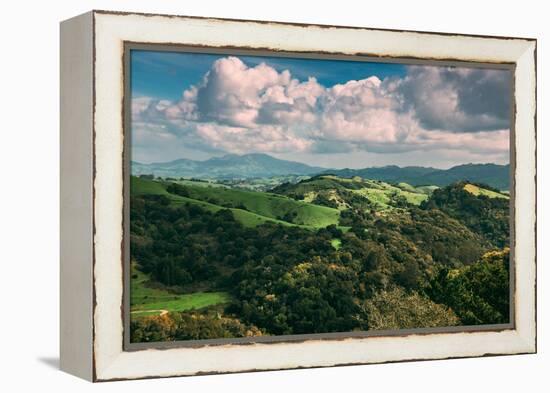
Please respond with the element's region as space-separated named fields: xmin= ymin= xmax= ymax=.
xmin=60 ymin=10 xmax=536 ymax=382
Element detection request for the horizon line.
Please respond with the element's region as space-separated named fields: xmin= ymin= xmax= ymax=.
xmin=131 ymin=152 xmax=510 ymax=171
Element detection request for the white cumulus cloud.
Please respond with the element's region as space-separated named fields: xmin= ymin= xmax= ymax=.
xmin=131 ymin=56 xmax=510 ymax=164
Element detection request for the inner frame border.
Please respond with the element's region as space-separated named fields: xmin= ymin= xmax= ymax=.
xmin=121 ymin=41 xmax=517 ymax=352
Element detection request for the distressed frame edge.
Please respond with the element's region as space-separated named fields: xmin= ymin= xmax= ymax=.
xmin=91 ymin=8 xmax=537 ymax=42
xmin=90 ymin=11 xmax=537 ymax=381
xmin=512 ymin=40 xmax=537 ymax=354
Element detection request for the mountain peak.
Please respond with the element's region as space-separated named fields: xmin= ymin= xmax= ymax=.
xmin=132 ymin=153 xmax=325 ymax=179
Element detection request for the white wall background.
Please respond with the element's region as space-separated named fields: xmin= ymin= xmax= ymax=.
xmin=0 ymin=0 xmax=546 ymax=391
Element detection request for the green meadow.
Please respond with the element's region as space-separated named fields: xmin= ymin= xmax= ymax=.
xmin=130 ymin=264 xmax=230 ymax=317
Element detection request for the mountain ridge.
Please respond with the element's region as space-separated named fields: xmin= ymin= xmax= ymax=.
xmin=132 ymin=153 xmax=327 ymax=179
xmin=131 ymin=154 xmax=510 ymax=190
xmin=323 ymin=163 xmax=510 ymax=190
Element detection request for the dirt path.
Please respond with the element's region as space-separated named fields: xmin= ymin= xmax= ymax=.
xmin=131 ymin=309 xmax=169 ymax=316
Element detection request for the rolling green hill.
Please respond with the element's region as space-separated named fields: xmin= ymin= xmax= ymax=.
xmin=131 ymin=176 xmax=340 ymax=229
xmin=181 ymin=182 xmax=339 ymax=227
xmin=350 ymin=179 xmax=429 ymax=208
xmin=131 ymin=176 xmax=171 ymax=196
xmin=272 ymin=175 xmax=429 ymax=212
xmin=463 ymin=183 xmax=509 ymax=199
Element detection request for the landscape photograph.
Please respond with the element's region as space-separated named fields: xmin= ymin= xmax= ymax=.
xmin=128 ymin=49 xmax=512 ymax=343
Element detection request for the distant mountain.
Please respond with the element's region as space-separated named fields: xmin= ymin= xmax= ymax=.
xmin=132 ymin=154 xmax=510 ymax=190
xmin=324 ymin=166 xmax=438 ymax=183
xmin=131 ymin=153 xmax=327 ymax=179
xmin=324 ymin=163 xmax=510 ymax=190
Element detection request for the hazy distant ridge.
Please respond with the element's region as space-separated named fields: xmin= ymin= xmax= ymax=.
xmin=132 ymin=154 xmax=510 ymax=190
xmin=132 ymin=153 xmax=326 ymax=179
xmin=325 ymin=163 xmax=510 ymax=190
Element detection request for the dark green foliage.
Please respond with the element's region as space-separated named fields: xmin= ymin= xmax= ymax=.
xmin=389 ymin=208 xmax=487 ymax=266
xmin=234 ymin=256 xmax=367 ymax=335
xmin=426 ymin=248 xmax=510 ymax=325
xmin=338 ymin=208 xmax=373 ymax=227
xmin=312 ymin=193 xmax=339 ymax=209
xmin=421 ymin=182 xmax=509 ymax=248
xmin=166 ymin=182 xmax=189 ymax=197
xmin=395 ymin=258 xmax=422 ymax=290
xmin=130 ymin=195 xmax=335 ymax=291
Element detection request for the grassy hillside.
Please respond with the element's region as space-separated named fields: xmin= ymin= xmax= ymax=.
xmin=272 ymin=175 xmax=429 ymax=212
xmin=131 ymin=176 xmax=340 ymax=229
xmin=132 ymin=177 xmax=295 ymax=228
xmin=463 ymin=183 xmax=509 ymax=199
xmin=130 ymin=264 xmax=230 ymax=317
xmin=131 ymin=176 xmax=171 ymax=196
xmin=182 ymin=182 xmax=340 ymax=227
xmin=396 ymin=182 xmax=417 ymax=192
xmin=351 ymin=180 xmax=428 ymax=208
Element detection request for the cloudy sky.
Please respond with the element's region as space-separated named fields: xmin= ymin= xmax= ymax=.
xmin=131 ymin=50 xmax=511 ymax=169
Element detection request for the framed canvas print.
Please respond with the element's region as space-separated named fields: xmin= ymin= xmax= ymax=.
xmin=60 ymin=10 xmax=537 ymax=382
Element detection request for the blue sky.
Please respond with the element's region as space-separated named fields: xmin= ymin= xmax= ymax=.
xmin=131 ymin=50 xmax=407 ymax=100
xmin=130 ymin=49 xmax=510 ymax=168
